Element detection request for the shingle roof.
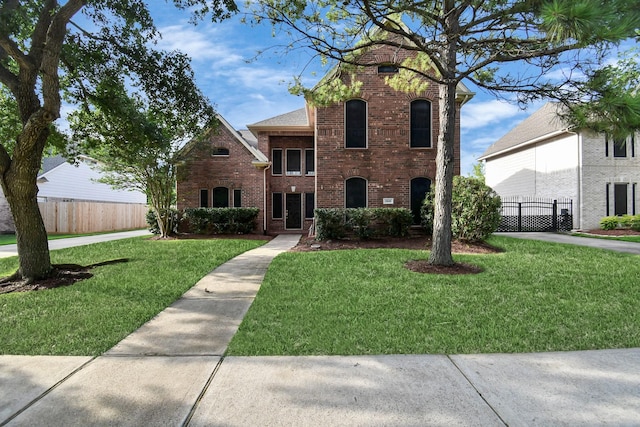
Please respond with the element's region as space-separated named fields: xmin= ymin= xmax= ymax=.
xmin=40 ymin=155 xmax=67 ymax=176
xmin=248 ymin=108 xmax=309 ymax=128
xmin=479 ymin=102 xmax=571 ymax=160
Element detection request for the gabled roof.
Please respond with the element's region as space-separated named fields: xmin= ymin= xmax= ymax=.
xmin=40 ymin=155 xmax=67 ymax=176
xmin=179 ymin=114 xmax=268 ymax=163
xmin=247 ymin=107 xmax=313 ymax=136
xmin=478 ymin=102 xmax=573 ymax=161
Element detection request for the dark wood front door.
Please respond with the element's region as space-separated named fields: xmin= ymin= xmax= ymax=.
xmin=286 ymin=193 xmax=302 ymax=230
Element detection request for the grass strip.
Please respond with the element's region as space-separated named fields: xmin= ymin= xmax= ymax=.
xmin=0 ymin=236 xmax=265 ymax=355
xmin=227 ymin=235 xmax=640 ymax=355
xmin=0 ymin=229 xmax=146 ymax=246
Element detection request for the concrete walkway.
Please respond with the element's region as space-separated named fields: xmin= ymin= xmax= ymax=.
xmin=2 ymin=233 xmax=640 ymax=426
xmin=0 ymin=229 xmax=151 ymax=259
xmin=499 ymin=231 xmax=640 ymax=254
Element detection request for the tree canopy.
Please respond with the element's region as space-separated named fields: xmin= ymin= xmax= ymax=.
xmin=250 ymin=0 xmax=640 ymax=265
xmin=0 ymin=0 xmax=236 ymax=281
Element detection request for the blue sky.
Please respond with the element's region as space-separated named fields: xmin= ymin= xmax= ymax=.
xmin=144 ymin=5 xmax=578 ymax=175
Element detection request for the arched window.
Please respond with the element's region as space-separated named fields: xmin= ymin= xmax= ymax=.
xmin=345 ymin=177 xmax=367 ymax=208
xmin=212 ymin=187 xmax=229 ymax=207
xmin=345 ymin=99 xmax=367 ymax=148
xmin=411 ymin=177 xmax=431 ymax=224
xmin=410 ymin=100 xmax=432 ymax=148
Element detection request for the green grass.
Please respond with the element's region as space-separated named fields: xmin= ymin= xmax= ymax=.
xmin=0 ymin=236 xmax=265 ymax=355
xmin=227 ymin=235 xmax=640 ymax=356
xmin=0 ymin=229 xmax=145 ymax=246
xmin=572 ymin=232 xmax=640 ymax=243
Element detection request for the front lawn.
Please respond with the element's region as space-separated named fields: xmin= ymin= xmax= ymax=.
xmin=227 ymin=235 xmax=640 ymax=355
xmin=0 ymin=237 xmax=265 ymax=355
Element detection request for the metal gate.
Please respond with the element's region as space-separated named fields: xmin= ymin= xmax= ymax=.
xmin=497 ymin=197 xmax=573 ymax=232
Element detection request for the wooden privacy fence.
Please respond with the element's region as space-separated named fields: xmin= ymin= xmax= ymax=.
xmin=38 ymin=201 xmax=148 ymax=234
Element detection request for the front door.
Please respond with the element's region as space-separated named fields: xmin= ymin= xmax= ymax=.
xmin=285 ymin=193 xmax=302 ymax=230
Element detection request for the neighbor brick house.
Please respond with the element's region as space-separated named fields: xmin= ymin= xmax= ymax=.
xmin=177 ymin=34 xmax=474 ymax=234
xmin=479 ymin=102 xmax=640 ymax=230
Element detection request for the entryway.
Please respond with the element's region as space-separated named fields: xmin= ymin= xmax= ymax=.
xmin=285 ymin=193 xmax=302 ymax=230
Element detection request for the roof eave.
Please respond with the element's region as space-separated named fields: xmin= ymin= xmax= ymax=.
xmin=478 ymin=129 xmax=575 ymax=161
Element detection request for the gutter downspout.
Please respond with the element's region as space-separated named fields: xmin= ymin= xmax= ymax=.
xmin=263 ymin=163 xmax=271 ymax=234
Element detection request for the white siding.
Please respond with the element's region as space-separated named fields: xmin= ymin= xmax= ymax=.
xmin=485 ymin=134 xmax=579 ymax=199
xmin=485 ymin=148 xmax=536 ymax=196
xmin=37 ymin=160 xmax=147 ymax=204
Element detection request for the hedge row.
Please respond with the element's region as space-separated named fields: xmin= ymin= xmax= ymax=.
xmin=315 ymin=208 xmax=413 ymax=240
xmin=600 ymin=214 xmax=640 ymax=231
xmin=146 ymin=207 xmax=259 ymax=235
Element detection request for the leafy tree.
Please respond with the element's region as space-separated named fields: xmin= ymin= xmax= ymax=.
xmin=67 ymin=75 xmax=216 ymax=239
xmin=561 ymin=48 xmax=640 ymax=140
xmin=0 ymin=0 xmax=236 ymax=282
xmin=422 ymin=176 xmax=501 ymax=243
xmin=251 ymin=0 xmax=639 ymax=265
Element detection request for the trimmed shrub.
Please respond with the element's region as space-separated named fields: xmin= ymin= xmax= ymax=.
xmin=421 ymin=176 xmax=502 ymax=243
xmin=146 ymin=208 xmax=179 ymax=235
xmin=600 ymin=215 xmax=640 ymax=231
xmin=182 ymin=207 xmax=259 ymax=234
xmin=315 ymin=208 xmax=348 ymax=240
xmin=314 ymin=207 xmax=413 ymax=240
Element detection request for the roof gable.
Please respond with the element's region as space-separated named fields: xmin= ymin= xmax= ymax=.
xmin=180 ymin=114 xmax=268 ymax=162
xmin=479 ymin=102 xmax=571 ymax=160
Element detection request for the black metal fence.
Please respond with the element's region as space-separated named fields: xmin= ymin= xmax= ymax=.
xmin=497 ymin=197 xmax=573 ymax=232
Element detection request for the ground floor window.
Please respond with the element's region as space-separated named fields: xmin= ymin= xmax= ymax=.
xmin=272 ymin=193 xmax=283 ymax=219
xmin=199 ymin=189 xmax=209 ymax=208
xmin=233 ymin=189 xmax=241 ymax=207
xmin=345 ymin=177 xmax=367 ymax=208
xmin=614 ymin=183 xmax=628 ymax=216
xmin=410 ymin=177 xmax=431 ymax=224
xmin=213 ymin=187 xmax=229 ymax=208
xmin=305 ymin=192 xmax=315 ymax=219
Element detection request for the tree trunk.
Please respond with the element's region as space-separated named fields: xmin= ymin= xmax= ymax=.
xmin=429 ymin=81 xmax=457 ymax=266
xmin=1 ymin=130 xmax=52 ymax=281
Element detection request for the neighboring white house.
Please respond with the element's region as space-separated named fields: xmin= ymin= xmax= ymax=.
xmin=36 ymin=155 xmax=146 ymax=204
xmin=0 ymin=155 xmax=147 ymax=233
xmin=479 ymin=102 xmax=640 ymax=231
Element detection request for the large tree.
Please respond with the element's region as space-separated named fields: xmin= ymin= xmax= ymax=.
xmin=251 ymin=0 xmax=640 ymax=265
xmin=67 ymin=74 xmax=216 ymax=239
xmin=0 ymin=0 xmax=236 ymax=282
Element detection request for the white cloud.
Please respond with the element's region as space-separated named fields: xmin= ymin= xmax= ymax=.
xmin=461 ymin=99 xmax=524 ymax=131
xmin=156 ymin=24 xmax=245 ymax=65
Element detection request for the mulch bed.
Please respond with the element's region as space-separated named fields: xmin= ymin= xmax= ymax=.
xmin=290 ymin=235 xmax=501 ymax=275
xmin=0 ymin=259 xmax=128 ymax=295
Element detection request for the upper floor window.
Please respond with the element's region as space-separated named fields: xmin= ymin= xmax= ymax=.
xmin=345 ymin=99 xmax=367 ymax=148
xmin=607 ymin=134 xmax=636 ymax=158
xmin=411 ymin=99 xmax=432 ymax=148
xmin=378 ymin=64 xmax=399 ymax=74
xmin=211 ymin=147 xmax=229 ymax=156
xmin=305 ymin=149 xmax=315 ymax=175
xmin=345 ymin=177 xmax=367 ymax=208
xmin=286 ymin=149 xmax=301 ymax=175
xmin=272 ymin=149 xmax=283 ymax=175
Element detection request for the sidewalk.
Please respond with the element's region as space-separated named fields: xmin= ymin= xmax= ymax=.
xmin=0 ymin=229 xmax=151 ymax=259
xmin=2 ymin=233 xmax=640 ymax=426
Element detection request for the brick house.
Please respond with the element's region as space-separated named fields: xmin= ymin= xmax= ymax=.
xmin=479 ymin=102 xmax=640 ymax=230
xmin=176 ymin=39 xmax=474 ymax=234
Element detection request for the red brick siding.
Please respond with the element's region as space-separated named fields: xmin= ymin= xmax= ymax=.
xmin=261 ymin=133 xmax=315 ymax=233
xmin=316 ymin=46 xmax=462 ymax=211
xmin=176 ymin=125 xmax=266 ymax=232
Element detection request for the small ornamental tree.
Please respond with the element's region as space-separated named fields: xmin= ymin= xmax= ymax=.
xmin=422 ymin=176 xmax=501 ymax=243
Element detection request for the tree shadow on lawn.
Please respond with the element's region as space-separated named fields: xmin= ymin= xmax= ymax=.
xmin=0 ymin=259 xmax=129 ymax=294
